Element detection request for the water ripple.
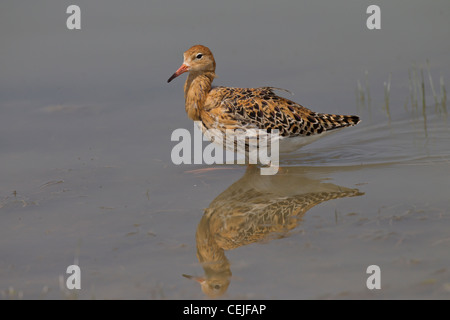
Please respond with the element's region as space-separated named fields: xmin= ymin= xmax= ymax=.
xmin=281 ymin=113 xmax=450 ymax=167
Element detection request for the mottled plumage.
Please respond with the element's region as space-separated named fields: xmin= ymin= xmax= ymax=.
xmin=185 ymin=165 xmax=363 ymax=298
xmin=168 ymin=45 xmax=360 ymax=153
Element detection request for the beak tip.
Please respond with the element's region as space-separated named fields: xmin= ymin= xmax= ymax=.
xmin=167 ymin=74 xmax=176 ymax=83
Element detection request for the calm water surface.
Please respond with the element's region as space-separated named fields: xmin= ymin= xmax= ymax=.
xmin=1 ymin=0 xmax=449 ymax=299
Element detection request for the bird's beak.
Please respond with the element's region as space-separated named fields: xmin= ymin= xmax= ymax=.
xmin=182 ymin=274 xmax=205 ymax=284
xmin=167 ymin=63 xmax=189 ymax=83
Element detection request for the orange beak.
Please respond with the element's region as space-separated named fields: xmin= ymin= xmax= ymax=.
xmin=182 ymin=274 xmax=205 ymax=284
xmin=167 ymin=64 xmax=189 ymax=83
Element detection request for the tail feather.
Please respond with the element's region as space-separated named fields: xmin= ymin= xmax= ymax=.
xmin=316 ymin=113 xmax=360 ymax=132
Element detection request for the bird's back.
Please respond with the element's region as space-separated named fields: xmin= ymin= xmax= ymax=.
xmin=201 ymin=86 xmax=360 ymax=140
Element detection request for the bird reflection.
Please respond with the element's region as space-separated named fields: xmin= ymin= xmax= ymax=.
xmin=183 ymin=165 xmax=363 ymax=298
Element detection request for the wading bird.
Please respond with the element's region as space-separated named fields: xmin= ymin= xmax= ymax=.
xmin=167 ymin=45 xmax=360 ymax=154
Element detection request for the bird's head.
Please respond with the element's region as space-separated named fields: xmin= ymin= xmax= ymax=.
xmin=167 ymin=45 xmax=216 ymax=83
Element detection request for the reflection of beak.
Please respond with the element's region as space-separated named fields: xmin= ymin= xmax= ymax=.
xmin=167 ymin=64 xmax=189 ymax=83
xmin=182 ymin=274 xmax=205 ymax=284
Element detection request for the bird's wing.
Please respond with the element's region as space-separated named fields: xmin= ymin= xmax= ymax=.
xmin=201 ymin=86 xmax=359 ymax=137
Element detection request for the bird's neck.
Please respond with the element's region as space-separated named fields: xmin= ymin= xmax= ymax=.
xmin=184 ymin=71 xmax=215 ymax=121
xmin=196 ymin=212 xmax=231 ymax=278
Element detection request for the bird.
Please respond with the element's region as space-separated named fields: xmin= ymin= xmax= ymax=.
xmin=182 ymin=165 xmax=363 ymax=298
xmin=167 ymin=44 xmax=360 ymax=154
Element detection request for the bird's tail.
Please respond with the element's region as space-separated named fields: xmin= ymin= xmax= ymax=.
xmin=315 ymin=113 xmax=360 ymax=132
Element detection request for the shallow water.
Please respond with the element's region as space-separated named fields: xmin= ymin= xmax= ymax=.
xmin=1 ymin=0 xmax=450 ymax=299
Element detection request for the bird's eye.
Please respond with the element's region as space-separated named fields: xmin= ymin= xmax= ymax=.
xmin=196 ymin=53 xmax=203 ymax=59
xmin=214 ymin=285 xmax=221 ymax=290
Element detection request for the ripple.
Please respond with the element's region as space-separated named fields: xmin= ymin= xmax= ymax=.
xmin=281 ymin=113 xmax=450 ymax=167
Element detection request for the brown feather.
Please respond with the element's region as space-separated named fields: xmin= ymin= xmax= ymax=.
xmin=168 ymin=45 xmax=360 ymax=151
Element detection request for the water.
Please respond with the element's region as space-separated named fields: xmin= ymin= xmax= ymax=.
xmin=1 ymin=0 xmax=449 ymax=299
